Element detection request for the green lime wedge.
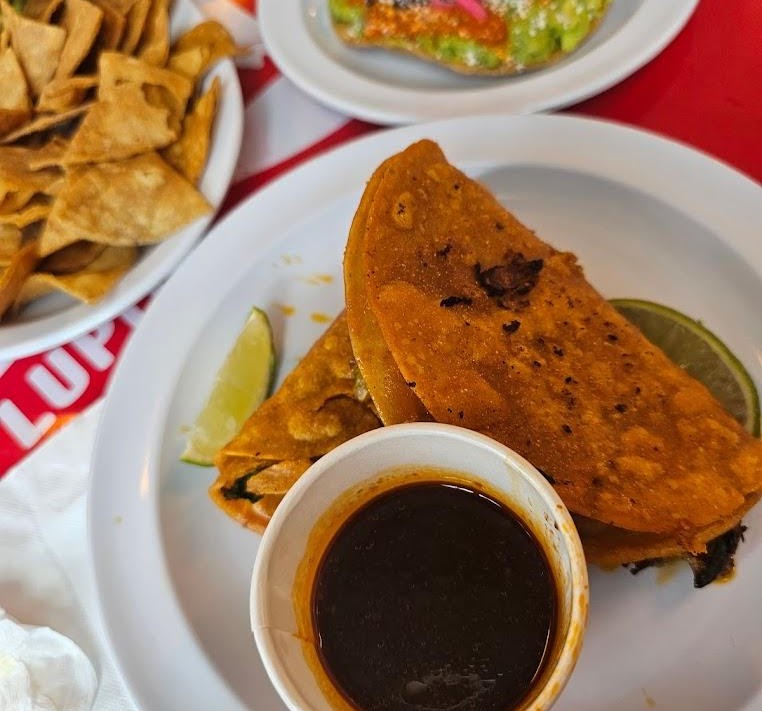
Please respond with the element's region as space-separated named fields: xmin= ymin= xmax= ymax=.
xmin=181 ymin=307 xmax=276 ymax=466
xmin=610 ymin=299 xmax=760 ymax=437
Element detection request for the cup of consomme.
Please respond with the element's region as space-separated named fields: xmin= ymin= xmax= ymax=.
xmin=251 ymin=423 xmax=588 ymax=711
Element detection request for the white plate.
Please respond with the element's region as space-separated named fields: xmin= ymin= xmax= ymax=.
xmin=0 ymin=0 xmax=243 ymax=362
xmin=90 ymin=115 xmax=762 ymax=711
xmin=258 ymin=0 xmax=698 ymax=125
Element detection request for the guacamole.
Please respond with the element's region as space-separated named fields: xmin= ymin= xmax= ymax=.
xmin=329 ymin=0 xmax=612 ymax=74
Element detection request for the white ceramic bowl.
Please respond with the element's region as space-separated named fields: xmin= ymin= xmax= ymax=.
xmin=251 ymin=423 xmax=589 ymax=711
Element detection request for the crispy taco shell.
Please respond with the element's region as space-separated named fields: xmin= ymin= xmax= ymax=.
xmin=212 ymin=313 xmax=381 ymax=532
xmin=352 ymin=139 xmax=762 ymax=546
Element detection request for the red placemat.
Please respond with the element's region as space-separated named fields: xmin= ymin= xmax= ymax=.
xmin=1 ymin=0 xmax=760 ymax=475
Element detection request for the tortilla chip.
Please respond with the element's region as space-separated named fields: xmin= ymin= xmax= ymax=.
xmin=88 ymin=0 xmax=126 ymax=49
xmin=37 ymin=75 xmax=99 ymax=114
xmin=168 ymin=21 xmax=242 ymax=80
xmin=213 ymin=314 xmax=381 ymax=531
xmin=98 ymin=51 xmax=192 ymax=126
xmin=0 ymin=0 xmax=66 ymax=98
xmin=0 ymin=108 xmax=29 ymax=138
xmin=119 ymin=0 xmax=150 ymax=54
xmin=102 ymin=0 xmax=138 ymax=14
xmin=161 ymin=77 xmax=219 ymax=185
xmin=0 ymin=47 xmax=31 ymax=136
xmin=136 ymin=0 xmax=169 ymax=65
xmin=0 ymin=190 xmax=35 ymax=214
xmin=39 ymin=240 xmax=105 ymax=273
xmin=0 ymin=196 xmax=52 ymax=227
xmin=0 ymin=138 xmax=68 ymax=174
xmin=108 ymin=0 xmax=139 ymax=12
xmin=86 ymin=243 xmax=140 ymax=271
xmin=353 ymin=140 xmax=762 ymax=540
xmin=24 ymin=137 xmax=69 ymax=170
xmin=23 ymin=0 xmax=64 ymax=22
xmin=18 ymin=245 xmax=138 ymax=304
xmin=64 ymin=83 xmax=176 ymax=165
xmin=0 ymin=146 xmax=63 ymax=194
xmin=0 ymin=103 xmax=92 ymax=144
xmin=39 ymin=152 xmax=211 ymax=255
xmin=0 ymin=225 xmax=22 ymax=265
xmin=166 ymin=47 xmax=205 ymax=82
xmin=0 ymin=239 xmax=38 ymax=318
xmin=56 ymin=0 xmax=104 ymax=79
xmin=12 ymin=273 xmax=55 ymax=306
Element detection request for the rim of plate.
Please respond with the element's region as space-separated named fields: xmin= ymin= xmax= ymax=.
xmin=0 ymin=0 xmax=243 ymax=363
xmin=258 ymin=0 xmax=698 ymax=125
xmin=89 ymin=114 xmax=761 ymax=711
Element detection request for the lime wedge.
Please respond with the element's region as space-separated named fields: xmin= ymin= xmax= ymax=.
xmin=610 ymin=299 xmax=760 ymax=437
xmin=181 ymin=307 xmax=275 ymax=466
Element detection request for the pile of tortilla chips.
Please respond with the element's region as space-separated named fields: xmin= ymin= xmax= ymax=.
xmin=212 ymin=141 xmax=762 ymax=586
xmin=0 ymin=0 xmax=241 ymax=320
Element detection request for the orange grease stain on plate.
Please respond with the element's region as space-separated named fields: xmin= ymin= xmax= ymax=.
xmin=303 ymin=273 xmax=335 ymax=285
xmin=276 ymin=303 xmax=296 ymax=316
xmin=642 ymin=688 xmax=656 ymax=707
xmin=714 ymin=567 xmax=737 ymax=584
xmin=310 ymin=312 xmax=332 ymax=324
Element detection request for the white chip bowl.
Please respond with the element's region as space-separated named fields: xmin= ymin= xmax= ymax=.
xmin=251 ymin=423 xmax=589 ymax=711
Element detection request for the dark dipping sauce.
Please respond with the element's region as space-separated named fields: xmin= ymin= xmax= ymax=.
xmin=312 ymin=482 xmax=557 ymax=711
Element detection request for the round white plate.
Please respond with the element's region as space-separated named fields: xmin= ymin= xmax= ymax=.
xmin=0 ymin=0 xmax=243 ymax=362
xmin=258 ymin=0 xmax=698 ymax=125
xmin=90 ymin=115 xmax=762 ymax=711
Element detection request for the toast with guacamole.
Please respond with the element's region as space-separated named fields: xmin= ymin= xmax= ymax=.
xmin=329 ymin=0 xmax=611 ymax=75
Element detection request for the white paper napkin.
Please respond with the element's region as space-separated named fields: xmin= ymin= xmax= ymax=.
xmin=0 ymin=607 xmax=96 ymax=711
xmin=0 ymin=402 xmax=137 ymax=711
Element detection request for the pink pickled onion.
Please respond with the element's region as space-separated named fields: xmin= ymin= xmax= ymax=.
xmin=430 ymin=0 xmax=488 ymax=21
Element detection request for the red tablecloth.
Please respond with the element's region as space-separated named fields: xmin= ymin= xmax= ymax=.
xmin=1 ymin=0 xmax=760 ymax=475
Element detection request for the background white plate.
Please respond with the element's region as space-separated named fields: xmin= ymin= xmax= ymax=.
xmin=259 ymin=0 xmax=698 ymax=125
xmin=0 ymin=0 xmax=244 ymax=362
xmin=90 ymin=115 xmax=762 ymax=711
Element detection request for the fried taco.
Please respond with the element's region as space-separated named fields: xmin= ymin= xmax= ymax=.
xmin=212 ymin=313 xmax=381 ymax=532
xmin=329 ymin=0 xmax=611 ymax=76
xmin=343 ymin=139 xmax=762 ymax=576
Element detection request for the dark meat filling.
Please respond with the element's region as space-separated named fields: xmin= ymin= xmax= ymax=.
xmin=627 ymin=524 xmax=747 ymax=588
xmin=689 ymin=524 xmax=747 ymax=588
xmin=220 ymin=467 xmax=266 ymax=504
